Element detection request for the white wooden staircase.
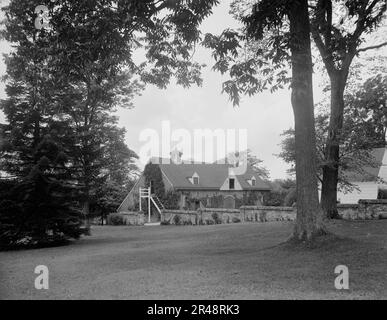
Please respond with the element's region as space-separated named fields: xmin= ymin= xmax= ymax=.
xmin=139 ymin=187 xmax=164 ymax=226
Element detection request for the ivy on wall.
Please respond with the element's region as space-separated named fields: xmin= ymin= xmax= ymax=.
xmin=143 ymin=163 xmax=165 ymax=199
xmin=143 ymin=163 xmax=180 ymax=210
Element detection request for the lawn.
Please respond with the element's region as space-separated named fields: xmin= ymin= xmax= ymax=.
xmin=0 ymin=220 xmax=386 ymax=299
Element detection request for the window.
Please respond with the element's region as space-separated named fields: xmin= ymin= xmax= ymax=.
xmin=229 ymin=178 xmax=235 ymax=190
xmin=191 ymin=172 xmax=199 ymax=185
xmin=150 ymin=180 xmax=155 ymax=194
xmin=251 ymin=178 xmax=256 ymax=186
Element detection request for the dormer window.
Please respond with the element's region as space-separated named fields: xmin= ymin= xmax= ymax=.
xmin=190 ymin=172 xmax=199 ymax=185
xmin=251 ymin=176 xmax=256 ymax=187
xmin=229 ymin=178 xmax=235 ymax=190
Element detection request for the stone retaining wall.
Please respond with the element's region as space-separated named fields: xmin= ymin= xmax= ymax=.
xmin=337 ymin=204 xmax=360 ymax=220
xmin=161 ymin=206 xmax=296 ymax=225
xmin=240 ymin=206 xmax=296 ymax=222
xmin=161 ymin=210 xmax=199 ymax=225
xmin=111 ymin=200 xmax=387 ymax=226
xmin=337 ymin=200 xmax=387 ymax=220
xmin=107 ymin=212 xmax=145 ymax=226
xmin=162 ymin=201 xmax=387 ymax=226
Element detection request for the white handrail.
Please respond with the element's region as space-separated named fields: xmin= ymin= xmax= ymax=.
xmin=150 ymin=197 xmax=162 ymax=214
xmin=139 ymin=187 xmax=164 ymax=224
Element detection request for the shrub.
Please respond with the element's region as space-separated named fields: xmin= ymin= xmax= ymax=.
xmin=107 ymin=213 xmax=125 ymax=225
xmin=284 ymin=188 xmax=297 ymax=207
xmin=211 ymin=213 xmax=222 ymax=224
xmin=173 ymin=214 xmax=181 ymax=225
xmin=263 ymin=191 xmax=285 ymax=206
xmin=232 ymin=217 xmax=241 ymax=223
xmin=162 ymin=191 xmax=180 ymax=210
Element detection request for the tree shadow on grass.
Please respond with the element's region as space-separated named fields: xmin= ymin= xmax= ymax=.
xmin=281 ymin=232 xmax=360 ymax=250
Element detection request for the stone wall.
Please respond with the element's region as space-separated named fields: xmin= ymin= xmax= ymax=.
xmin=107 ymin=212 xmax=145 ymax=226
xmin=113 ymin=200 xmax=387 ymax=227
xmin=337 ymin=204 xmax=360 ymax=220
xmin=240 ymin=206 xmax=296 ymax=222
xmin=337 ymin=200 xmax=387 ymax=220
xmin=359 ymin=200 xmax=387 ymax=219
xmin=161 ymin=210 xmax=199 ymax=225
xmin=161 ymin=206 xmax=296 ymax=225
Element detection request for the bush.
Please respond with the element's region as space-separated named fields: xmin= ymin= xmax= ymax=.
xmin=284 ymin=188 xmax=297 ymax=207
xmin=162 ymin=191 xmax=180 ymax=210
xmin=211 ymin=212 xmax=222 ymax=224
xmin=107 ymin=213 xmax=125 ymax=225
xmin=232 ymin=217 xmax=241 ymax=223
xmin=173 ymin=215 xmax=181 ymax=225
xmin=263 ymin=191 xmax=285 ymax=206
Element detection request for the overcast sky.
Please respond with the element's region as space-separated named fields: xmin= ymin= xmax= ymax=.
xmin=115 ymin=1 xmax=323 ymax=179
xmin=1 ymin=1 xmax=384 ymax=180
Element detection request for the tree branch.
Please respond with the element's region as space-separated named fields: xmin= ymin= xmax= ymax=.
xmin=356 ymin=41 xmax=387 ymax=54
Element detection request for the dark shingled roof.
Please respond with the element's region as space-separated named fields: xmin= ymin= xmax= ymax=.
xmin=153 ymin=160 xmax=271 ymax=191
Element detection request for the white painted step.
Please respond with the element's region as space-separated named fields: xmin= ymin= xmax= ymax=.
xmin=144 ymin=222 xmax=161 ymax=226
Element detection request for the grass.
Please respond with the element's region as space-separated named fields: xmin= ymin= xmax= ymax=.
xmin=0 ymin=220 xmax=386 ymax=299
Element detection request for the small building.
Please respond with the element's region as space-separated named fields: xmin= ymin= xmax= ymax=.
xmin=118 ymin=153 xmax=271 ymax=212
xmin=337 ymin=147 xmax=387 ymax=204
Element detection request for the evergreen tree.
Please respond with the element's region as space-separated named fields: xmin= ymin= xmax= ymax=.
xmin=1 ymin=0 xmax=219 ymax=245
xmin=0 ymin=136 xmax=84 ymax=249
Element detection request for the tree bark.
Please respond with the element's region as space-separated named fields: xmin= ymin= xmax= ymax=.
xmin=82 ymin=197 xmax=91 ymax=228
xmin=289 ymin=0 xmax=326 ymax=240
xmin=321 ymin=72 xmax=347 ymax=218
xmin=82 ymin=173 xmax=91 ymax=228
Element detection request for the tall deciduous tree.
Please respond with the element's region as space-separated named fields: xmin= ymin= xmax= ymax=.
xmin=246 ymin=149 xmax=270 ymax=179
xmin=204 ymin=0 xmax=326 ymax=240
xmin=310 ymin=0 xmax=387 ymax=218
xmin=346 ymin=74 xmax=387 ymax=147
xmin=48 ymin=0 xmax=220 ymax=222
xmin=1 ymin=0 xmax=221 ymax=238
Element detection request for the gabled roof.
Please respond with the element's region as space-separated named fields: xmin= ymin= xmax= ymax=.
xmin=344 ymin=147 xmax=387 ymax=182
xmin=151 ymin=160 xmax=271 ymax=191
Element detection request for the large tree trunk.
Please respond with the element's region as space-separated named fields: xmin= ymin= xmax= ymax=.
xmin=321 ymin=73 xmax=346 ymax=219
xmin=82 ymin=197 xmax=91 ymax=228
xmin=82 ymin=175 xmax=91 ymax=228
xmin=289 ymin=0 xmax=326 ymax=240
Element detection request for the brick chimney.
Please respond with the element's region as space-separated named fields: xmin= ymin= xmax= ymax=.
xmin=170 ymin=149 xmax=183 ymax=164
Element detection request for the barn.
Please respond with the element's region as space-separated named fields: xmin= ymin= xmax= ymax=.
xmin=117 ymin=153 xmax=271 ymax=213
